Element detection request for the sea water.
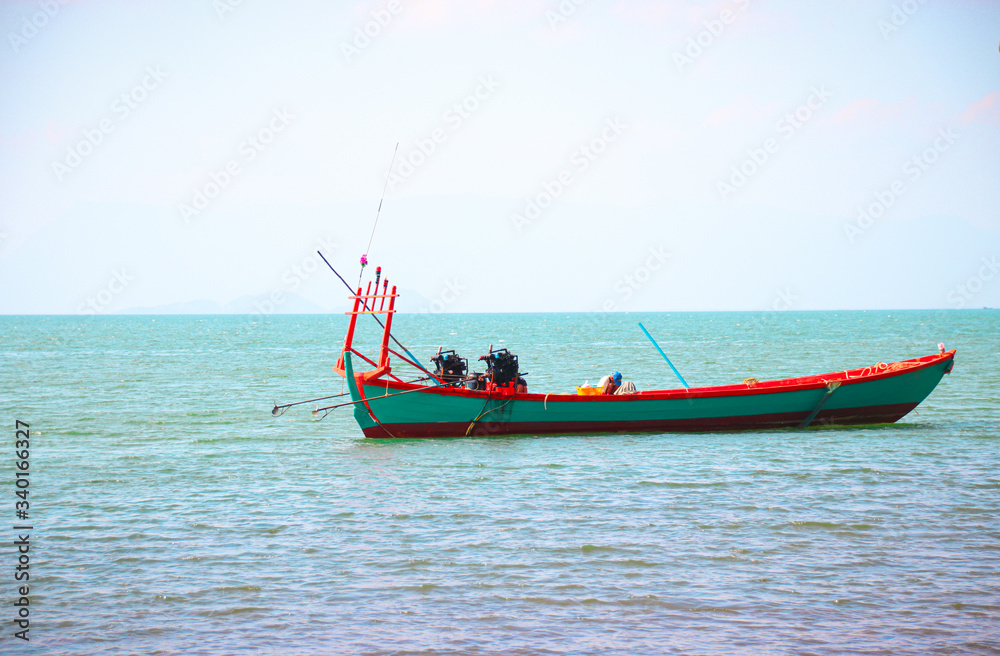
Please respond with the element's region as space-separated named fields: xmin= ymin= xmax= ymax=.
xmin=3 ymin=310 xmax=998 ymax=655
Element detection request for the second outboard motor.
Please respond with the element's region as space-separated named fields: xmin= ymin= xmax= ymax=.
xmin=479 ymin=347 xmax=520 ymax=388
xmin=430 ymin=348 xmax=468 ymax=384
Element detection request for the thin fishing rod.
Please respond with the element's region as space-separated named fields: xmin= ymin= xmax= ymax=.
xmin=359 ymin=142 xmax=399 ymax=287
xmin=272 ymin=391 xmax=351 ymax=416
xmin=316 ymin=250 xmax=438 ymax=381
xmin=312 ymin=378 xmax=466 ymax=419
xmin=272 ymin=377 xmax=435 ymax=418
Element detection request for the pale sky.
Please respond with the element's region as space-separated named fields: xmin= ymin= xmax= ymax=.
xmin=1 ymin=0 xmax=998 ymax=314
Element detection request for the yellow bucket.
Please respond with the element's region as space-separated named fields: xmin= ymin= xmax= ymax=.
xmin=576 ymin=386 xmax=603 ymax=396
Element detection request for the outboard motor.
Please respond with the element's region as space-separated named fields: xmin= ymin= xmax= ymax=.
xmin=478 ymin=347 xmax=520 ymax=388
xmin=430 ymin=348 xmax=468 ymax=384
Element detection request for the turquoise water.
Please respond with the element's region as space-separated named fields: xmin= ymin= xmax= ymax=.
xmin=3 ymin=311 xmax=998 ymax=655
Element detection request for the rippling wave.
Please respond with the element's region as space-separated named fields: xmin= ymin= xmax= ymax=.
xmin=4 ymin=311 xmax=998 ymax=654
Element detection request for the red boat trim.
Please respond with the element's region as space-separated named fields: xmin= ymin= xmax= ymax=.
xmin=353 ymin=350 xmax=955 ymax=405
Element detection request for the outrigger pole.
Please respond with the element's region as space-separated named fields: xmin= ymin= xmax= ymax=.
xmin=316 ymin=250 xmax=436 ymax=380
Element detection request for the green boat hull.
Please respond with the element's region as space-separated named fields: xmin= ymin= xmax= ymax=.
xmin=343 ymin=350 xmax=955 ymax=439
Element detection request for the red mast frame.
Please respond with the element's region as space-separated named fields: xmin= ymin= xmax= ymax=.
xmin=333 ymin=283 xmax=402 ymax=383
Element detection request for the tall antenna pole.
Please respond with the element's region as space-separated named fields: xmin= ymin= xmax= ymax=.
xmin=359 ymin=142 xmax=399 ymax=286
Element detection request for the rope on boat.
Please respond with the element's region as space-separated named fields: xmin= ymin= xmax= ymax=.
xmin=464 ymin=385 xmax=517 ymax=436
xmin=844 ymin=360 xmax=916 ymax=380
xmin=465 ymin=388 xmax=494 ymax=436
xmin=465 ymin=399 xmax=513 ymax=436
xmin=358 ymin=383 xmax=398 ymax=439
xmin=858 ymin=362 xmax=889 ymax=378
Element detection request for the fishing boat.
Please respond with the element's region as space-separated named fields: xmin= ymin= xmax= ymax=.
xmin=274 ymin=270 xmax=956 ymax=439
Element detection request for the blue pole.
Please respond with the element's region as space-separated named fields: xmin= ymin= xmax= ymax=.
xmin=638 ymin=322 xmax=690 ymax=389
